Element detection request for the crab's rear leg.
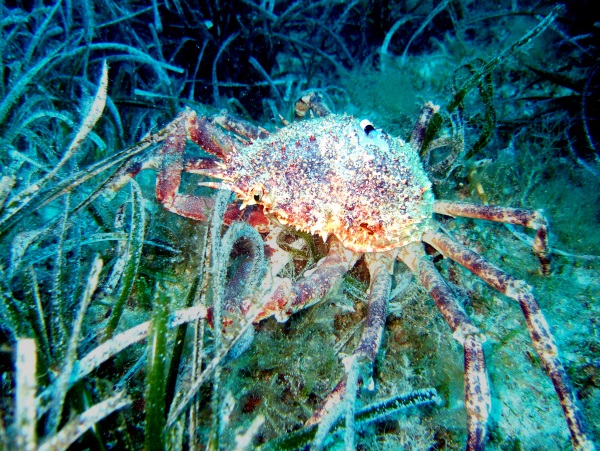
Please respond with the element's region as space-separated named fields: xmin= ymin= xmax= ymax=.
xmin=434 ymin=200 xmax=551 ymax=274
xmin=398 ymin=241 xmax=490 ymax=451
xmin=423 ymin=229 xmax=595 ymax=450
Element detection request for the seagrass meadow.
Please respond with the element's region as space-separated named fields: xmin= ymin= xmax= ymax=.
xmin=0 ymin=0 xmax=598 ymax=450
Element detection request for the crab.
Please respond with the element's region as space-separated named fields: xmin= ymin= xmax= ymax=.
xmin=109 ymin=93 xmax=594 ymax=450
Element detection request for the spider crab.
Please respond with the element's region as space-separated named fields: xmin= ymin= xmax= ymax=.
xmin=110 ymin=93 xmax=594 ymax=450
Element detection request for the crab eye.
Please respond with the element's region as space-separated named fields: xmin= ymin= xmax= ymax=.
xmin=360 ymin=119 xmax=375 ymax=136
xmin=251 ymin=185 xmax=264 ymax=202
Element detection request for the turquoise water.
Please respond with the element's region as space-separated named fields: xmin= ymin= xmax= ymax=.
xmin=0 ymin=1 xmax=598 ymax=449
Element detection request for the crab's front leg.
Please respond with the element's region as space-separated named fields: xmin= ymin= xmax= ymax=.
xmin=246 ymin=236 xmax=359 ymax=323
xmin=305 ymin=251 xmax=396 ymax=431
xmin=105 ymin=110 xmax=231 ymax=218
xmin=155 ymin=110 xmax=236 ymax=221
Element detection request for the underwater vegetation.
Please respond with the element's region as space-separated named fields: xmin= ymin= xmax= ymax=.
xmin=0 ymin=0 xmax=599 ymax=450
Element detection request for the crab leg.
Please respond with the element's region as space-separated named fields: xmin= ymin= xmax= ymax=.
xmin=409 ymin=102 xmax=440 ymax=149
xmin=107 ymin=109 xmax=237 ymax=221
xmin=306 ymin=251 xmax=395 ymax=427
xmin=106 ymin=140 xmax=220 ymax=196
xmin=354 ymin=252 xmax=395 ymax=365
xmin=224 ymin=225 xmax=293 ymax=312
xmin=294 ymin=92 xmax=331 ymax=119
xmin=212 ymin=110 xmax=269 ymax=140
xmin=433 ymin=200 xmax=551 ymax=274
xmin=398 ymin=241 xmax=490 ymax=451
xmin=155 ymin=115 xmax=216 ymax=221
xmin=422 ymin=229 xmax=595 ymax=450
xmin=250 ymin=237 xmax=359 ymax=323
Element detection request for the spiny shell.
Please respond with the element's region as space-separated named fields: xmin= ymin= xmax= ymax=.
xmin=224 ymin=114 xmax=435 ymax=253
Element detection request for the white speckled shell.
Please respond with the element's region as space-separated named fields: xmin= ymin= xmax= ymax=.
xmin=222 ymin=114 xmax=435 ymax=252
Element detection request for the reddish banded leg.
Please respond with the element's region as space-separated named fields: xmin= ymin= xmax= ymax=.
xmin=106 ymin=109 xmax=235 ymax=221
xmin=398 ymin=242 xmax=490 ymax=451
xmin=423 ymin=229 xmax=595 ymax=450
xmin=246 ymin=237 xmax=359 ymax=323
xmin=224 ymin=224 xmax=295 ymax=313
xmin=433 ymin=200 xmax=551 ymax=274
xmin=155 ymin=114 xmax=214 ymax=220
xmin=215 ymin=227 xmax=358 ymax=344
xmin=306 ymin=251 xmax=395 ymax=430
xmin=212 ymin=110 xmax=269 ymax=140
xmin=294 ymin=92 xmax=331 ymax=119
xmin=353 ymin=252 xmax=395 ymax=370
